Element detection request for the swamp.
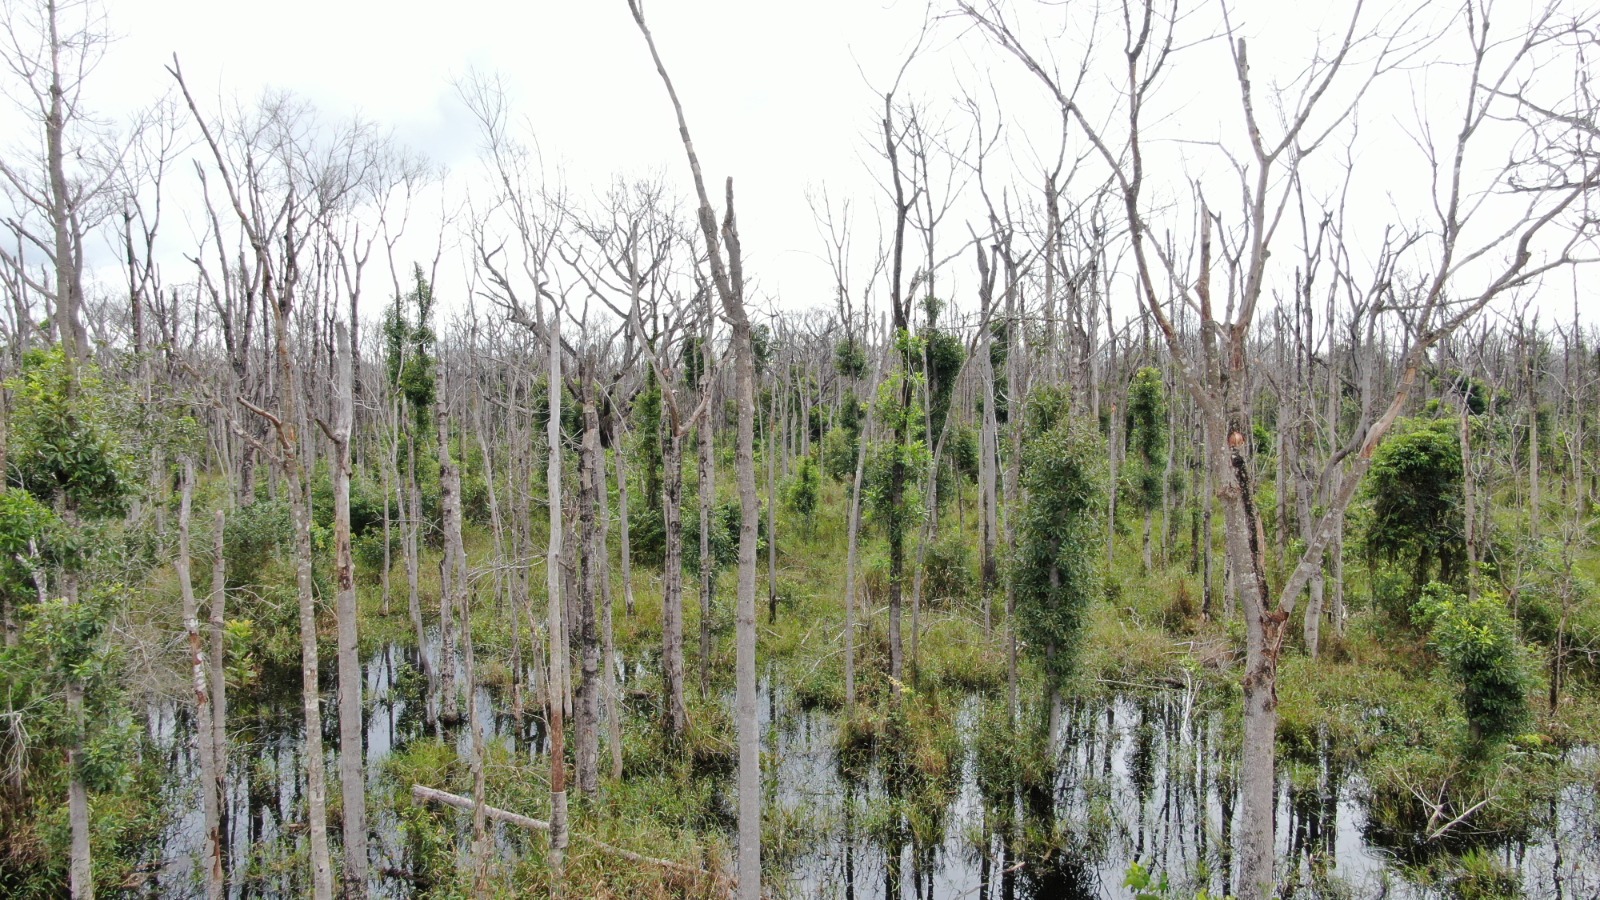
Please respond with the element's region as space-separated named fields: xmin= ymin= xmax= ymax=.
xmin=1 ymin=0 xmax=1599 ymax=898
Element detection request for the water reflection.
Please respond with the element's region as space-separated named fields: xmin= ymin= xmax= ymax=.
xmin=144 ymin=646 xmax=1597 ymax=899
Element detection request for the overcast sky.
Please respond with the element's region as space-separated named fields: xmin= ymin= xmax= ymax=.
xmin=30 ymin=0 xmax=1599 ymax=332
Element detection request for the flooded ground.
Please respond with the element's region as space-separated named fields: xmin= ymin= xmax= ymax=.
xmin=143 ymin=643 xmax=1599 ymax=898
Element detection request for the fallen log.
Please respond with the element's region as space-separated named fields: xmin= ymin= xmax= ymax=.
xmin=409 ymin=784 xmax=727 ymax=886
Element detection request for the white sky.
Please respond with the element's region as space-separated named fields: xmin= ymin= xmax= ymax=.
xmin=15 ymin=0 xmax=1596 ymax=336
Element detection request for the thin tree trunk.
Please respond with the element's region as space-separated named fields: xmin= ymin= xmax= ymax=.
xmin=575 ymin=400 xmax=601 ymax=797
xmin=660 ymin=419 xmax=691 ymax=736
xmin=545 ymin=318 xmax=569 ymax=894
xmin=208 ymin=508 xmax=229 ymax=869
xmin=697 ymin=408 xmax=715 ymax=700
xmin=404 ymin=429 xmax=437 ymax=727
xmin=1201 ymin=419 xmax=1215 ymax=620
xmin=597 ymin=423 xmax=623 ymax=781
xmin=842 ymin=377 xmax=874 ymax=709
xmin=460 ymin=544 xmax=490 ymax=892
xmin=436 ymin=405 xmax=464 ymax=725
xmin=331 ymin=323 xmax=368 ymax=897
xmin=1004 ymin=286 xmax=1024 ymax=727
xmin=767 ymin=388 xmax=778 ymax=624
xmin=180 ymin=463 xmax=224 ymax=900
xmin=1459 ymin=389 xmax=1478 ymax=601
xmin=616 ymin=422 xmax=637 ymax=617
xmin=621 ymin=11 xmax=759 ymax=886
xmin=1330 ymin=519 xmax=1345 ymax=636
xmin=265 ymin=299 xmax=336 ymax=900
xmin=290 ymin=444 xmax=334 ymax=900
xmin=67 ymin=680 xmax=92 ymax=900
xmin=1107 ymin=398 xmax=1119 ymax=570
xmin=1529 ymin=384 xmax=1540 ymax=540
xmin=381 ymin=403 xmax=397 ymax=617
xmin=727 ymin=258 xmax=762 ymax=900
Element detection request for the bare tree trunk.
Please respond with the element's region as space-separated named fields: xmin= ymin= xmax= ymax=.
xmin=624 ymin=9 xmax=759 ymax=887
xmin=596 ymin=423 xmax=624 ymax=781
xmin=1529 ymin=384 xmax=1541 ymax=541
xmin=727 ymin=246 xmax=762 ymax=900
xmin=275 ymin=359 xmax=336 ymax=900
xmin=1459 ymin=389 xmax=1478 ymax=600
xmin=511 ymin=412 xmax=531 ymax=723
xmin=767 ymin=388 xmax=778 ymax=624
xmin=331 ymin=323 xmax=368 ymax=897
xmin=842 ymin=359 xmax=877 ymax=709
xmin=465 ymin=578 xmax=490 ymax=892
xmin=67 ymin=679 xmax=91 ymax=900
xmin=1330 ymin=519 xmax=1345 ymax=636
xmin=1004 ymin=285 xmax=1025 ymax=727
xmin=616 ymin=423 xmax=637 ymax=617
xmin=661 ymin=422 xmax=690 ymax=739
xmin=381 ymin=403 xmax=397 ymax=617
xmin=291 ymin=440 xmax=335 ymax=900
xmin=208 ymin=508 xmax=229 ymax=868
xmin=1142 ymin=508 xmax=1154 ymax=573
xmin=436 ymin=406 xmax=464 ymax=725
xmin=1200 ymin=419 xmax=1214 ymax=620
xmin=405 ymin=429 xmax=437 ymax=727
xmin=545 ymin=319 xmax=569 ymax=893
xmin=1107 ymin=398 xmax=1119 ymax=571
xmin=980 ymin=318 xmax=999 ymax=633
xmin=1213 ymin=406 xmax=1279 ymax=900
xmin=697 ymin=407 xmax=715 ymax=700
xmin=179 ymin=462 xmax=224 ymax=900
xmin=575 ymin=400 xmax=601 ymax=797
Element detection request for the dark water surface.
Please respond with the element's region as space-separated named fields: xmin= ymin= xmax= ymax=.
xmin=144 ymin=644 xmax=1599 ymax=899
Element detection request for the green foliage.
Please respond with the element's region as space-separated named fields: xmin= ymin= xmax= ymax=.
xmin=916 ymin=315 xmax=965 ymax=443
xmin=988 ymin=320 xmax=1012 ymax=424
xmin=820 ymin=425 xmax=858 ymax=482
xmin=1124 ymin=861 xmax=1171 ymax=900
xmin=752 ymin=322 xmax=773 ymax=373
xmin=1435 ymin=371 xmax=1492 ymax=416
xmin=627 ymin=501 xmax=667 ymax=568
xmin=1365 ymin=417 xmax=1465 ymax=596
xmin=835 ymin=338 xmax=867 ymax=379
xmin=1125 ymin=366 xmax=1167 ymax=515
xmin=311 ymin=467 xmax=387 ymax=537
xmin=6 ymin=347 xmax=137 ymax=518
xmin=684 ymin=498 xmax=747 ymax=575
xmin=1414 ymin=584 xmax=1531 ymax=746
xmin=1252 ymin=421 xmax=1272 ymax=457
xmin=1123 ymin=859 xmax=1233 ymax=900
xmin=1446 ymin=848 xmax=1522 ymax=900
xmin=1012 ymin=387 xmax=1105 ymax=692
xmin=384 ymin=265 xmax=438 ymax=425
xmin=784 ymin=455 xmax=821 ymax=530
xmin=865 ymin=361 xmax=929 ymax=546
xmin=222 ymin=499 xmax=293 ymax=588
xmin=946 ymin=423 xmax=978 ymax=481
xmin=0 ymin=583 xmax=148 ymax=890
xmin=634 ymin=371 xmax=665 ymax=511
xmin=683 ymin=334 xmax=712 ymax=391
xmin=0 ymin=491 xmax=65 ymax=603
xmin=528 ymin=377 xmax=584 ymax=448
xmin=921 ymin=533 xmax=975 ymax=604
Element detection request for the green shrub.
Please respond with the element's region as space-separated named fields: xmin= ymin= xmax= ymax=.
xmin=921 ymin=533 xmax=975 ymax=605
xmin=1416 ymin=585 xmax=1531 ymax=746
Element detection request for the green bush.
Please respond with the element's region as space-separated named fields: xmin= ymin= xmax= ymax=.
xmin=784 ymin=455 xmax=821 ymax=529
xmin=921 ymin=533 xmax=975 ymax=605
xmin=821 ymin=425 xmax=858 ymax=482
xmin=221 ymin=499 xmax=292 ymax=587
xmin=1414 ymin=584 xmax=1531 ymax=746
